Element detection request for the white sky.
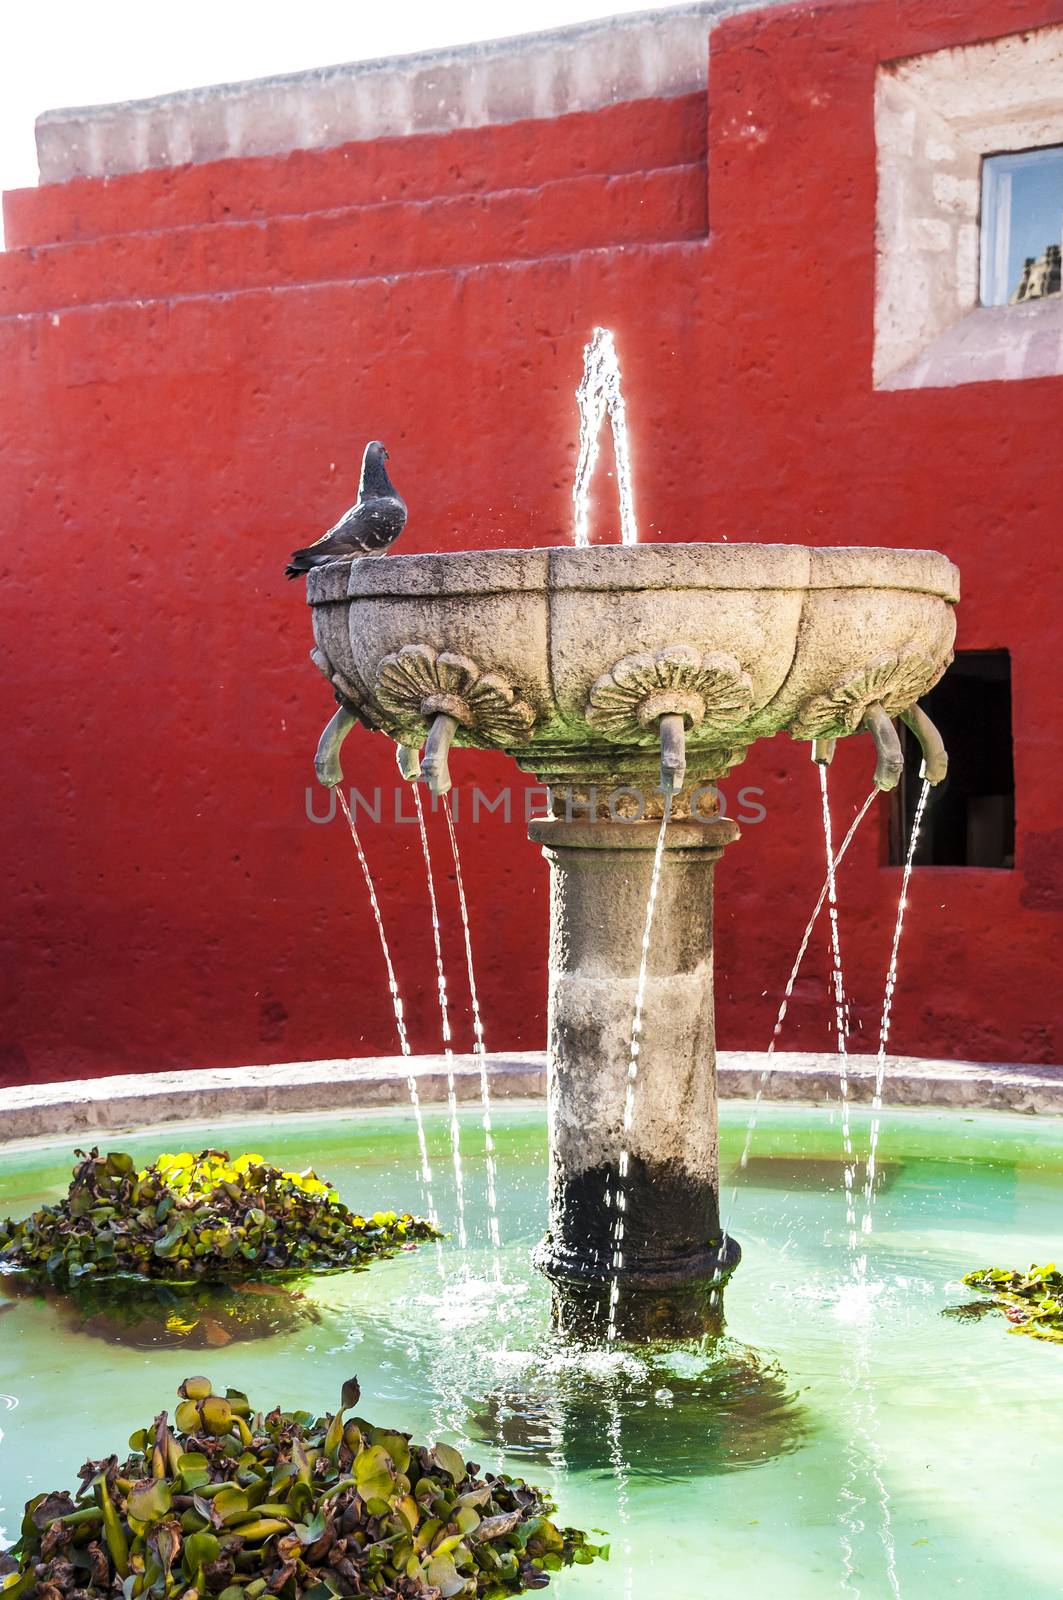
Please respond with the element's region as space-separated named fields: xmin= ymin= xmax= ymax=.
xmin=1 ymin=0 xmax=683 ymax=201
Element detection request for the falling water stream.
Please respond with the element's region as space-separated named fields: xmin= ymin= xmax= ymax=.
xmin=573 ymin=327 xmax=639 ymax=548
xmin=840 ymin=777 xmax=930 ymax=1599
xmin=336 ymin=789 xmax=439 ymax=1233
xmin=412 ymin=782 xmax=468 ymax=1250
xmin=606 ymin=800 xmax=671 ymax=1341
xmin=835 ymin=777 xmax=930 ymax=1600
xmin=862 ymin=779 xmax=931 ymax=1234
xmin=444 ymin=806 xmax=502 ymax=1263
xmin=722 ymin=787 xmax=878 ymax=1246
xmin=818 ymin=763 xmax=859 ymax=1254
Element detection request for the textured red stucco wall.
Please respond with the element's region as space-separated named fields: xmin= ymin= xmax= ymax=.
xmin=2 ymin=0 xmax=1062 ymax=1087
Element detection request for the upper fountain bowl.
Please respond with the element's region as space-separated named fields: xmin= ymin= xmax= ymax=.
xmin=307 ymin=543 xmax=959 ymax=809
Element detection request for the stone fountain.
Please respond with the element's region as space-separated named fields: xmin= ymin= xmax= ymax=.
xmin=305 ymin=541 xmax=958 ymax=1337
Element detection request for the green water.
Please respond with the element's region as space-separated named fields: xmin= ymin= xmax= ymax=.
xmin=2 ymin=1101 xmax=1062 ymax=1598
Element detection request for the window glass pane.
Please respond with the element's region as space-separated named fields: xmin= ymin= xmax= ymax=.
xmin=980 ymin=147 xmax=1063 ymax=306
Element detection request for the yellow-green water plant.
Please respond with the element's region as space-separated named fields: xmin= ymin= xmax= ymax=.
xmin=0 ymin=1376 xmax=607 ymax=1600
xmin=954 ymin=1263 xmax=1063 ymax=1343
xmin=0 ymin=1149 xmax=440 ymax=1287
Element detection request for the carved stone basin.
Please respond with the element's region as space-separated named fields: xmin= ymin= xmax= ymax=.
xmin=306 ymin=542 xmax=959 ymax=1338
xmin=308 ymin=543 xmax=958 ymax=805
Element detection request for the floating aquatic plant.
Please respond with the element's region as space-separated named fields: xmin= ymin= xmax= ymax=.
xmin=954 ymin=1263 xmax=1063 ymax=1343
xmin=0 ymin=1376 xmax=606 ymax=1599
xmin=0 ymin=1149 xmax=440 ymax=1287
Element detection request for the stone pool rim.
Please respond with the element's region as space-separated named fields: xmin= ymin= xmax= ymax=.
xmin=1 ymin=1049 xmax=1061 ymax=1149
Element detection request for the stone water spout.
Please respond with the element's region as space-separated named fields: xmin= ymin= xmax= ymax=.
xmin=420 ymin=712 xmax=460 ymax=797
xmin=305 ymin=542 xmax=959 ymax=1337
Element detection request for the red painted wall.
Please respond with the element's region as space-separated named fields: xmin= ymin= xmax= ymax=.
xmin=2 ymin=0 xmax=1062 ymax=1088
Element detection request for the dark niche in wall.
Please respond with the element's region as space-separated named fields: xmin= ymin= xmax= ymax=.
xmin=890 ymin=650 xmax=1015 ymax=869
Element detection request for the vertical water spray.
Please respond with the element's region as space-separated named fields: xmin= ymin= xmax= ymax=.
xmin=861 ymin=777 xmax=931 ymax=1234
xmin=572 ymin=327 xmax=639 ymax=548
xmin=837 ymin=1289 xmax=903 ymax=1600
xmin=336 ymin=789 xmax=438 ymax=1230
xmin=837 ymin=1353 xmax=902 ymax=1600
xmin=606 ymin=801 xmax=671 ymax=1341
xmin=838 ymin=1418 xmax=866 ymax=1600
xmin=604 ymin=1389 xmax=636 ymax=1600
xmin=818 ymin=764 xmax=858 ymax=1253
xmin=444 ymin=806 xmax=502 ymax=1266
xmin=412 ymin=782 xmax=468 ymax=1251
xmin=723 ymin=787 xmax=877 ymax=1244
xmin=862 ymin=1402 xmax=903 ymax=1600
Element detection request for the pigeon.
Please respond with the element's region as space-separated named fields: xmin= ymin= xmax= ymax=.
xmin=285 ymin=440 xmax=407 ymax=579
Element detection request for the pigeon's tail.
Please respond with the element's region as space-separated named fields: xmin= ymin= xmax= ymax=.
xmin=285 ymin=545 xmax=319 ymax=579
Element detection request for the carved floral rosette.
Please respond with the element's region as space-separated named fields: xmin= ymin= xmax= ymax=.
xmin=585 ymin=645 xmax=756 ymax=745
xmin=372 ymin=644 xmax=537 ymax=749
xmin=790 ymin=645 xmax=953 ymax=740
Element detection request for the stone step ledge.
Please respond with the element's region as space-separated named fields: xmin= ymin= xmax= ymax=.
xmin=0 ymin=165 xmax=705 ymax=319
xmin=1 ymin=1050 xmax=1061 ymax=1149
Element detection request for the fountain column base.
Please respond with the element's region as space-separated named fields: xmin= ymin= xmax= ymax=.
xmin=537 ymin=1237 xmax=741 ymax=1343
xmin=528 ymin=814 xmax=740 ymax=1342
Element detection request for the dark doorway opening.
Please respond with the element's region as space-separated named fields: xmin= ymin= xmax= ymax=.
xmin=889 ymin=651 xmax=1015 ymax=868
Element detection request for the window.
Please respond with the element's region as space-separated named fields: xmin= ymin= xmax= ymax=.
xmin=874 ymin=25 xmax=1063 ymax=388
xmin=981 ymin=146 xmax=1063 ymax=307
xmin=890 ymin=652 xmax=1015 ymax=869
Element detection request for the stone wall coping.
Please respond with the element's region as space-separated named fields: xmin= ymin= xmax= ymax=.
xmin=32 ymin=0 xmax=787 ymax=184
xmin=1 ymin=1048 xmax=1060 ymax=1150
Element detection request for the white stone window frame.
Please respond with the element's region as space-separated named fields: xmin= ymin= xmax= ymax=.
xmin=874 ymin=23 xmax=1063 ymax=390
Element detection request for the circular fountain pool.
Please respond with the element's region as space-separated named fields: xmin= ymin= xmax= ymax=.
xmin=2 ymin=1101 xmax=1061 ymax=1598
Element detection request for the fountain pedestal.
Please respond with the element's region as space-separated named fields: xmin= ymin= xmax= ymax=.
xmin=529 ymin=812 xmax=740 ymax=1340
